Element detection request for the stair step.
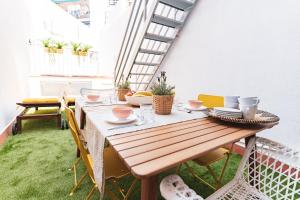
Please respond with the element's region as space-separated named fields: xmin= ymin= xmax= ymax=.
xmin=144 ymin=33 xmax=174 ymax=43
xmin=159 ymin=0 xmax=194 ymax=11
xmin=130 ymin=73 xmax=154 ymax=76
xmin=134 ymin=61 xmax=160 ymax=66
xmin=129 ymin=82 xmax=150 ymax=85
xmin=152 ymin=15 xmax=183 ymax=28
xmin=139 ymin=49 xmax=165 ymax=55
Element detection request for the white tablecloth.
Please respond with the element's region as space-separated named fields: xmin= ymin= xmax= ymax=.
xmin=75 ymin=98 xmax=207 ymax=196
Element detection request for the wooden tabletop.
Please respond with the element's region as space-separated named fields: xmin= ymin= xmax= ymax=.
xmin=107 ymin=117 xmax=266 ymax=178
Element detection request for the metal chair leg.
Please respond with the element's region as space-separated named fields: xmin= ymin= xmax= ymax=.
xmin=70 ymin=171 xmax=88 ymax=196
xmin=124 ymin=178 xmax=138 ymax=200
xmin=86 ymin=184 xmax=97 ymax=200
xmin=184 ymin=162 xmax=216 ymax=190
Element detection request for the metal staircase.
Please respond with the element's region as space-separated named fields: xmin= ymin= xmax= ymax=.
xmin=114 ymin=0 xmax=197 ymax=91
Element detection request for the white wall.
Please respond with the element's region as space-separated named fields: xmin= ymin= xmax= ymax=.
xmin=159 ymin=0 xmax=300 ymax=149
xmin=27 ymin=0 xmax=93 ymax=44
xmin=98 ymin=1 xmax=132 ymax=76
xmin=0 ymin=0 xmax=31 ymax=131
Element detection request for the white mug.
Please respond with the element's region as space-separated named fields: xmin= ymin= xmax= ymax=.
xmin=238 ymin=97 xmax=260 ymax=105
xmin=240 ymin=104 xmax=258 ymax=120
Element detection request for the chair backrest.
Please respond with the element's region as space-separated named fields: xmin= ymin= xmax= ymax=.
xmin=65 ymin=107 xmax=95 ymax=179
xmin=236 ymin=137 xmax=300 ymax=200
xmin=198 ymin=94 xmax=224 ymax=108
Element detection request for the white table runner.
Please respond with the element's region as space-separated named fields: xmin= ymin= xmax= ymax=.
xmin=75 ymin=98 xmax=207 ymax=196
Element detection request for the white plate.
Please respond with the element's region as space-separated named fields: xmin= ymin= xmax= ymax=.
xmin=106 ymin=114 xmax=137 ymax=124
xmin=214 ymin=107 xmax=242 ymax=113
xmin=184 ymin=105 xmax=207 ymax=111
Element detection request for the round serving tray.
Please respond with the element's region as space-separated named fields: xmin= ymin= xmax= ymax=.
xmin=208 ymin=110 xmax=280 ymax=125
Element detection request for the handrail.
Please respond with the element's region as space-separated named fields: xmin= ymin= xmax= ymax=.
xmin=114 ymin=0 xmax=138 ymax=79
xmin=114 ymin=0 xmax=152 ymax=86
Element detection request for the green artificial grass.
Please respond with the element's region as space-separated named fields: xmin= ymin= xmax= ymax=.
xmin=0 ymin=111 xmax=242 ymax=200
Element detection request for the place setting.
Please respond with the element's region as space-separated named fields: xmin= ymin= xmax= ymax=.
xmin=176 ymin=99 xmax=208 ymax=114
xmin=208 ymin=96 xmax=280 ymax=125
xmin=105 ymin=103 xmax=155 ymax=131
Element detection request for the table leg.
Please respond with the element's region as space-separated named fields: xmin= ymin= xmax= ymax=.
xmin=141 ymin=176 xmax=158 ymax=200
xmin=245 ymin=134 xmax=257 ymax=187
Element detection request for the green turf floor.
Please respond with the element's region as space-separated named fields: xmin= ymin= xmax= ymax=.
xmin=0 ymin=114 xmax=242 ymax=200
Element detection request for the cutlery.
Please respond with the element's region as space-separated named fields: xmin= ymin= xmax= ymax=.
xmin=108 ymin=120 xmax=145 ymax=130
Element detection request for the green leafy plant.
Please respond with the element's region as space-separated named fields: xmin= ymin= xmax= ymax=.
xmin=82 ymin=44 xmax=92 ymax=53
xmin=71 ymin=42 xmax=80 ymax=52
xmin=55 ymin=41 xmax=66 ymax=49
xmin=150 ymin=71 xmax=175 ymax=95
xmin=117 ymin=75 xmax=130 ymax=89
xmin=42 ymin=38 xmax=51 ymax=48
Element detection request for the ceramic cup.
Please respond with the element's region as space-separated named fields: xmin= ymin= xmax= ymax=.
xmin=240 ymin=104 xmax=258 ymax=120
xmin=188 ymin=100 xmax=203 ymax=109
xmin=86 ymin=94 xmax=101 ymax=102
xmin=224 ymin=96 xmax=240 ymax=109
xmin=238 ymin=97 xmax=260 ymax=105
xmin=112 ymin=106 xmax=133 ymax=120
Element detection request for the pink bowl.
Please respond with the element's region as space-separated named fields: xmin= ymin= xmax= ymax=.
xmin=188 ymin=100 xmax=203 ymax=108
xmin=86 ymin=94 xmax=100 ymax=102
xmin=112 ymin=106 xmax=133 ymax=119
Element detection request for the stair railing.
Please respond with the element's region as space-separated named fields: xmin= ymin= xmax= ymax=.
xmin=114 ymin=0 xmax=158 ymax=87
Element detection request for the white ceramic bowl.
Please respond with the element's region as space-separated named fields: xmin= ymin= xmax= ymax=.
xmin=125 ymin=95 xmax=153 ymax=106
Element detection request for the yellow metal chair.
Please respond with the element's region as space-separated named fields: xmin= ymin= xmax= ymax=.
xmin=65 ymin=107 xmax=138 ymax=200
xmin=177 ymin=94 xmax=233 ymax=190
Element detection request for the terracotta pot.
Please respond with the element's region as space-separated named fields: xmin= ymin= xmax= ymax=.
xmin=117 ymin=89 xmax=130 ymax=101
xmin=153 ymin=95 xmax=174 ymax=115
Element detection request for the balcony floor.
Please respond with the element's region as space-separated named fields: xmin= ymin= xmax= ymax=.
xmin=0 ymin=110 xmax=242 ymax=199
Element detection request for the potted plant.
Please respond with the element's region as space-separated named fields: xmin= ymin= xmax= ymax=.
xmin=117 ymin=76 xmax=131 ymax=101
xmin=150 ymin=71 xmax=175 ymax=115
xmin=71 ymin=43 xmax=92 ymax=56
xmin=42 ymin=38 xmax=56 ymax=53
xmin=71 ymin=42 xmax=80 ymax=55
xmin=78 ymin=44 xmax=92 ymax=56
xmin=55 ymin=41 xmax=66 ymax=54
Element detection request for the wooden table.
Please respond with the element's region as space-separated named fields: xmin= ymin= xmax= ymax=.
xmin=107 ymin=117 xmax=268 ymax=200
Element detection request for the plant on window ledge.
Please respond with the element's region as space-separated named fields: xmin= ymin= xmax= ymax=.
xmin=55 ymin=41 xmax=66 ymax=54
xmin=117 ymin=75 xmax=131 ymax=101
xmin=71 ymin=42 xmax=92 ymax=56
xmin=150 ymin=71 xmax=175 ymax=115
xmin=42 ymin=39 xmax=65 ymax=54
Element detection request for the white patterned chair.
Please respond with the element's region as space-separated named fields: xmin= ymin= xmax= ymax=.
xmin=161 ymin=137 xmax=300 ymax=200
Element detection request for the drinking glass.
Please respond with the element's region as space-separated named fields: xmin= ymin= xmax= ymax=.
xmin=174 ymin=97 xmax=184 ymax=111
xmin=139 ymin=103 xmax=155 ymax=124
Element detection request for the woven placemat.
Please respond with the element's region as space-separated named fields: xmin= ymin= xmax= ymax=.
xmin=208 ymin=110 xmax=280 ymax=125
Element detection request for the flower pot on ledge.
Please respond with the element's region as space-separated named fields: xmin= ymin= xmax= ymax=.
xmin=117 ymin=89 xmax=131 ymax=101
xmin=153 ymin=95 xmax=174 ymax=115
xmin=44 ymin=47 xmax=64 ymax=54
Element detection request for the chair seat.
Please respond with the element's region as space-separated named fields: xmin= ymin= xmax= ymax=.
xmin=194 ymin=148 xmax=229 ymax=166
xmin=22 ymin=97 xmax=59 ymax=104
xmin=103 ymin=147 xmax=130 ymax=179
xmin=206 ymin=179 xmax=268 ymax=200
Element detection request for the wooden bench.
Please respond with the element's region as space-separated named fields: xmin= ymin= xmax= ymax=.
xmin=15 ymin=99 xmax=62 ymax=133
